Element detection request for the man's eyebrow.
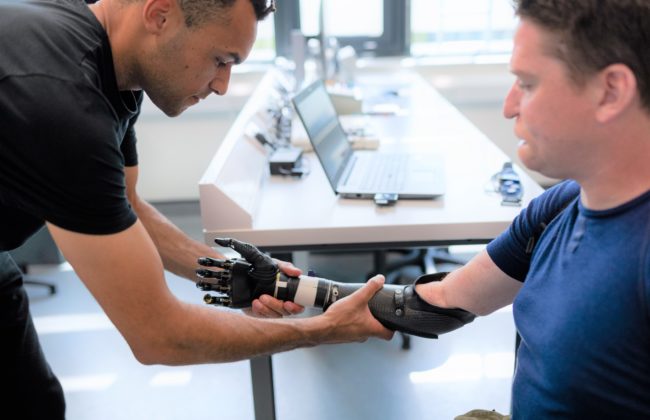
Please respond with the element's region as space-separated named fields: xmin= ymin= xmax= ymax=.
xmin=510 ymin=68 xmax=535 ymax=78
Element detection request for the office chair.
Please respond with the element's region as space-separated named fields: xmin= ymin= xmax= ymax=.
xmin=9 ymin=227 xmax=61 ymax=296
xmin=17 ymin=263 xmax=57 ymax=295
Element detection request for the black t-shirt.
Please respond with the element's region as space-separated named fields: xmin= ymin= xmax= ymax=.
xmin=0 ymin=0 xmax=141 ymax=250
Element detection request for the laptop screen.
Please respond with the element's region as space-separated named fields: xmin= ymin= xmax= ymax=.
xmin=292 ymin=80 xmax=353 ymax=190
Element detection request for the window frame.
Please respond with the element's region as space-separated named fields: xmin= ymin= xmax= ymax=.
xmin=274 ymin=0 xmax=408 ymax=58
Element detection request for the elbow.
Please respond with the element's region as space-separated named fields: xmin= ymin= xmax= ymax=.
xmin=128 ymin=338 xmax=169 ymax=366
xmin=118 ymin=295 xmax=192 ymax=366
xmin=124 ymin=328 xmax=184 ymax=366
xmin=466 ymin=301 xmax=506 ymax=317
xmin=473 ymin=308 xmax=491 ymax=317
xmin=131 ymin=345 xmax=161 ymax=366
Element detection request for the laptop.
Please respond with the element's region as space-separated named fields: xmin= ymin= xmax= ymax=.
xmin=292 ymin=80 xmax=444 ymax=201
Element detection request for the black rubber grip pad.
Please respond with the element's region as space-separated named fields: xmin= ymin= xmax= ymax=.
xmin=333 ymin=273 xmax=475 ymax=339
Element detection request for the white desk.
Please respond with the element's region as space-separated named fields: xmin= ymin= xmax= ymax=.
xmin=199 ymin=70 xmax=544 ymax=420
xmin=200 ymin=71 xmax=542 ymax=252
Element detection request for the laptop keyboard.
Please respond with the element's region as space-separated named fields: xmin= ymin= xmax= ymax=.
xmin=355 ymin=154 xmax=409 ymax=192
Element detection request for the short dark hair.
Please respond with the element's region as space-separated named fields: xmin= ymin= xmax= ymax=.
xmin=515 ymin=0 xmax=650 ymax=111
xmin=179 ymin=0 xmax=275 ymax=27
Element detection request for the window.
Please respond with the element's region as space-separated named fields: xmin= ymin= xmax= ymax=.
xmin=273 ymin=0 xmax=518 ymax=62
xmin=247 ymin=14 xmax=276 ymax=62
xmin=274 ymin=0 xmax=406 ymax=58
xmin=299 ymin=0 xmax=384 ymax=37
xmin=410 ymin=0 xmax=517 ymax=62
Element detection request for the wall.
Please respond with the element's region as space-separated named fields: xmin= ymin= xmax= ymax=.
xmin=135 ymin=61 xmax=557 ymax=202
xmin=135 ymin=71 xmax=264 ymax=202
xmin=413 ymin=62 xmax=558 ymax=187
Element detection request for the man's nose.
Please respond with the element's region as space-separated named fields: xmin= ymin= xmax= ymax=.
xmin=503 ymin=82 xmax=520 ymax=119
xmin=210 ymin=65 xmax=232 ymax=96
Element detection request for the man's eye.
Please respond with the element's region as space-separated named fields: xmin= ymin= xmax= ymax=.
xmin=517 ymin=81 xmax=532 ymax=90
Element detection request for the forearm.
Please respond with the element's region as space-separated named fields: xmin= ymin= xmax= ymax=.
xmin=127 ymin=277 xmax=387 ymax=365
xmin=416 ymin=250 xmax=521 ymax=316
xmin=146 ymin=300 xmax=332 ymax=365
xmin=132 ymin=197 xmax=221 ymax=280
xmin=140 ymin=274 xmax=390 ymax=365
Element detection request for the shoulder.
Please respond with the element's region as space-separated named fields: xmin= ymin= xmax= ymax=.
xmin=2 ymin=74 xmax=117 ymax=148
xmin=1 ymin=0 xmax=105 ymax=81
xmin=510 ymin=180 xmax=580 ymax=245
xmin=486 ymin=180 xmax=580 ymax=281
xmin=526 ymin=180 xmax=580 ymax=222
xmin=0 ymin=0 xmax=100 ymax=43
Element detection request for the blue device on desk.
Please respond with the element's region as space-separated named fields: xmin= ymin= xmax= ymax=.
xmin=495 ymin=162 xmax=523 ymax=206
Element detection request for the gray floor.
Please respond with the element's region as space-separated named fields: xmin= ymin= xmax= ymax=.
xmin=25 ymin=202 xmax=515 ymax=420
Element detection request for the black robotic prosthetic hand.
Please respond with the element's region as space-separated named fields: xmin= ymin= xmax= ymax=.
xmin=196 ymin=238 xmax=476 ymax=339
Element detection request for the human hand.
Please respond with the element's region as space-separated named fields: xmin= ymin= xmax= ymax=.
xmin=320 ymin=275 xmax=395 ymax=343
xmin=247 ymin=295 xmax=305 ymax=318
xmin=248 ymin=259 xmax=305 ymax=318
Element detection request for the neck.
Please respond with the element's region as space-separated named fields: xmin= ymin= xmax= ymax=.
xmin=88 ymin=0 xmax=139 ymax=90
xmin=578 ymin=114 xmax=650 ymax=210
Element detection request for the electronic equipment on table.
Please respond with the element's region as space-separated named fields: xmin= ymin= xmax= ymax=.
xmin=292 ymin=80 xmax=444 ymax=206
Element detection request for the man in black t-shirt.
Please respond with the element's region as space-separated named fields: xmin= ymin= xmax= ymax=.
xmin=0 ymin=0 xmax=392 ymax=416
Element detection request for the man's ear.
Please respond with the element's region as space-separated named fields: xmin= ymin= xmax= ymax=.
xmin=595 ymin=63 xmax=638 ymax=123
xmin=141 ymin=0 xmax=181 ymax=34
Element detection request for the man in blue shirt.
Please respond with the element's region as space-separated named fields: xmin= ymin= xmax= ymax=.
xmin=413 ymin=0 xmax=650 ymax=417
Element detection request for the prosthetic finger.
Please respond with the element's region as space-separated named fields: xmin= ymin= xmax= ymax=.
xmin=197 ymin=256 xmax=231 ymax=269
xmin=215 ymin=238 xmax=277 ymax=281
xmin=197 ymin=238 xmax=280 ymax=307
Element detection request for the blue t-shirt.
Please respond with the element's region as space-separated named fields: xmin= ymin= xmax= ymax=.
xmin=487 ymin=180 xmax=650 ymax=418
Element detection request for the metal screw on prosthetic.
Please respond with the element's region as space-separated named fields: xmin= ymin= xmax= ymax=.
xmin=196 ymin=238 xmax=476 ymax=339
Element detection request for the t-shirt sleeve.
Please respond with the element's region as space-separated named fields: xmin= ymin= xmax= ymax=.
xmin=487 ymin=180 xmax=581 ymax=281
xmin=1 ymin=76 xmax=137 ymax=234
